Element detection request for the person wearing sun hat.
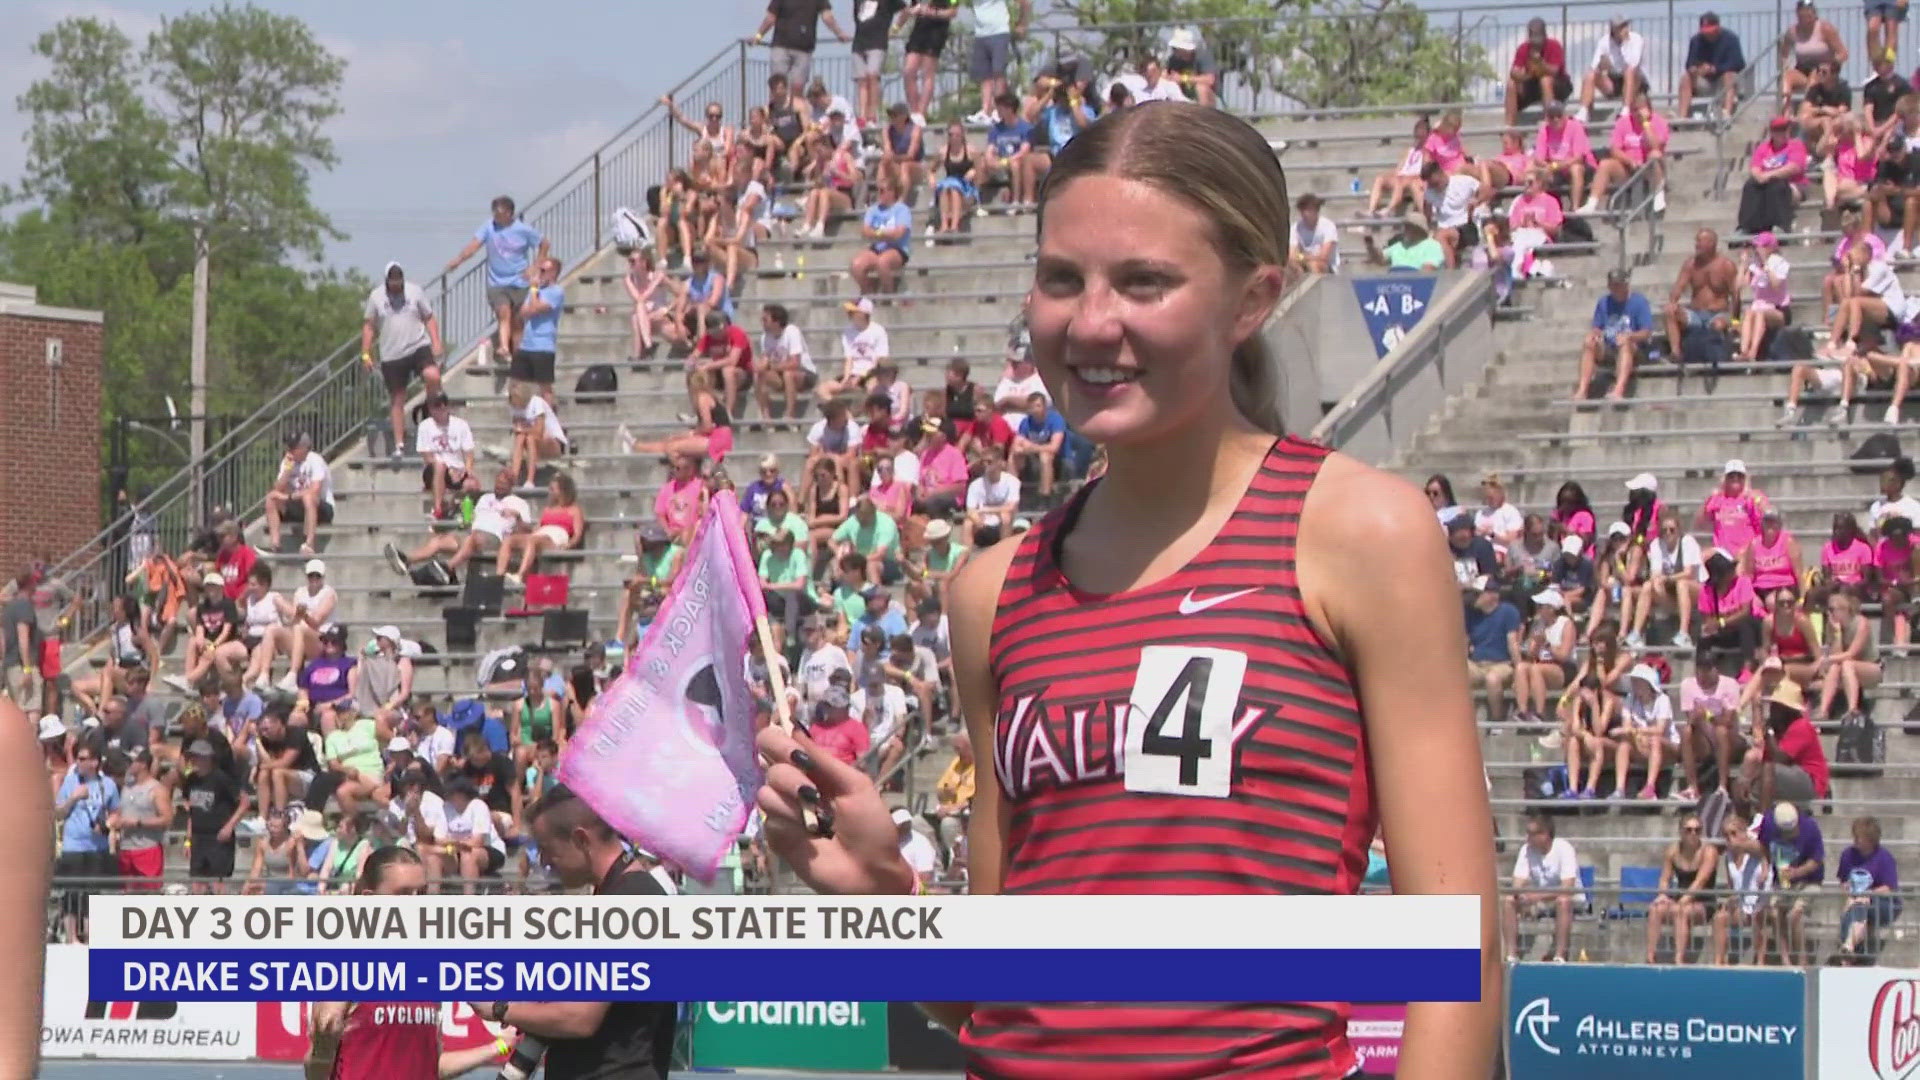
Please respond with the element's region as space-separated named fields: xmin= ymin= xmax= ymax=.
xmin=818 ymin=296 xmax=889 ymax=403
xmin=1608 ymin=662 xmax=1674 ymax=801
xmin=1511 ymin=587 xmax=1577 ymax=728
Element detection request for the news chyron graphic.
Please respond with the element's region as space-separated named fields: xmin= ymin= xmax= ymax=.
xmin=90 ymin=894 xmax=1481 ymax=1004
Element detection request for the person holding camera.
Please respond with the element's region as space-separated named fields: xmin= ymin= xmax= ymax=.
xmin=54 ymin=741 xmax=118 ymax=942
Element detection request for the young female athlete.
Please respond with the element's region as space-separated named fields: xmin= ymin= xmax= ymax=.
xmin=304 ymin=846 xmax=506 ymax=1079
xmin=755 ymin=101 xmax=1501 ymax=1078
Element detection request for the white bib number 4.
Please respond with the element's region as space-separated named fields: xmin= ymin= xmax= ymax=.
xmin=1123 ymin=646 xmax=1248 ymax=799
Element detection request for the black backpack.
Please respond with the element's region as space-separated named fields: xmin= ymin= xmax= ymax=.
xmin=1681 ymin=324 xmax=1731 ymax=371
xmin=1834 ymin=710 xmax=1885 ymax=772
xmin=1853 ymin=432 xmax=1903 ymax=473
xmin=409 ymin=557 xmax=455 ymax=589
xmin=575 ymin=364 xmax=618 ymax=395
xmin=1767 ymin=325 xmax=1814 ymax=362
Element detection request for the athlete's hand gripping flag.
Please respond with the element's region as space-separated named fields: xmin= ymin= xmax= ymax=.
xmin=557 ymin=491 xmax=775 ymax=882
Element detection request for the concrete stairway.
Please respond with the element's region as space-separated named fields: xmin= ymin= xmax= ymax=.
xmin=1374 ymin=99 xmax=1920 ymax=963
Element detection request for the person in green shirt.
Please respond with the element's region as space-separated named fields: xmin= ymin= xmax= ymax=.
xmin=755 ymin=488 xmax=810 ymax=560
xmin=908 ymin=517 xmax=970 ymax=603
xmin=758 ymin=528 xmax=813 ymax=653
xmin=819 ymin=551 xmax=871 ymax=633
xmin=322 ymin=708 xmax=384 ymax=814
xmin=1364 ymin=212 xmax=1445 ymax=272
xmin=634 ymin=522 xmax=683 ymax=585
xmin=831 ymin=495 xmax=901 ymax=583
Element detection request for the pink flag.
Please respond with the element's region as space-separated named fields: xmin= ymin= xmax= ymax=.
xmin=557 ymin=490 xmax=767 ymax=883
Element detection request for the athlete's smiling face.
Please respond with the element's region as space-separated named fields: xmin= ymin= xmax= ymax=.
xmin=1029 ymin=174 xmax=1274 ymax=445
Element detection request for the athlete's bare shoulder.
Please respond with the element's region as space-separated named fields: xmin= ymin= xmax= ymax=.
xmin=1295 ymin=449 xmax=1451 ymax=642
xmin=947 ymin=529 xmax=1025 ymax=639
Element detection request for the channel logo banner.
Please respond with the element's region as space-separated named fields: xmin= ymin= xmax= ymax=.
xmin=89 ymin=895 xmax=1481 ymax=1003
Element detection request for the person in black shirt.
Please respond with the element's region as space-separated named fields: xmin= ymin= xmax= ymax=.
xmin=1679 ymin=13 xmax=1746 ymax=118
xmin=850 ymin=0 xmax=907 ymax=128
xmin=751 ymin=0 xmax=849 ymax=94
xmin=179 ymin=584 xmax=246 ymax=694
xmin=452 ymin=730 xmax=520 ymax=840
xmin=471 ymin=786 xmax=676 ymax=1080
xmin=175 ymin=702 xmax=240 ymax=784
xmin=180 ymin=737 xmax=249 ymax=889
xmin=1447 ymin=515 xmax=1499 ymax=596
xmin=254 ymin=706 xmax=320 ymax=818
xmin=1864 ymin=51 xmax=1912 ymax=127
xmin=1799 ymin=60 xmax=1852 ymax=147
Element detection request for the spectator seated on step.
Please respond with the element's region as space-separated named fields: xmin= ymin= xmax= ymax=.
xmin=1877 ymin=135 xmax=1920 ymax=260
xmin=1737 ymin=118 xmax=1808 ymax=235
xmin=1010 ymin=392 xmax=1067 ymax=497
xmin=263 ymin=433 xmax=336 ymax=557
xmin=1679 ymin=11 xmax=1746 ymax=117
xmin=1420 ymin=160 xmax=1481 ymax=268
xmin=1574 ymin=268 xmax=1653 ymax=400
xmin=1818 ymin=114 xmax=1879 ymax=211
xmin=1757 ymin=795 xmax=1825 ymax=961
xmin=1364 ymin=115 xmax=1430 ymax=218
xmin=497 ymin=471 xmax=586 ymax=586
xmin=1740 ymin=231 xmax=1793 ymax=361
xmin=1473 ymin=472 xmax=1525 ymax=550
xmin=505 ymin=380 xmax=569 ymax=489
xmin=1505 ymin=18 xmax=1573 ymax=125
xmin=1287 ymin=192 xmax=1340 ymax=279
xmin=1447 ymin=515 xmax=1498 ymax=596
xmin=1531 ymin=100 xmax=1594 ymax=214
xmin=1798 ymin=58 xmax=1854 ymax=150
xmin=1663 ymin=228 xmax=1738 ymax=362
xmin=833 ymin=495 xmax=903 ymax=585
xmin=1549 ymin=536 xmax=1598 ymax=616
xmin=808 ymin=685 xmax=870 ymax=767
xmin=1583 ymin=97 xmax=1670 ymax=214
xmin=927 ymin=729 xmax=974 ymax=861
xmin=1835 ymin=815 xmax=1901 ymax=963
xmin=1361 ymin=213 xmax=1444 ymax=272
xmin=1575 ymin=16 xmax=1647 ymax=122
xmin=1503 ymin=814 xmax=1583 ymax=963
xmin=385 ymin=468 xmax=532 ymax=581
xmin=1465 ymin=579 xmax=1521 ymax=724
xmin=1504 ymin=514 xmax=1561 ymax=600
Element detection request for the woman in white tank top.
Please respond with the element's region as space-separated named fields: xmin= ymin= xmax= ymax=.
xmin=286 ymin=560 xmax=337 ymax=694
xmin=238 ymin=564 xmax=298 ymax=693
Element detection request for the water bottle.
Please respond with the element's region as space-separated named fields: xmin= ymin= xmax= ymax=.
xmin=496 ymin=1035 xmax=547 ymax=1080
xmin=1349 ymin=176 xmax=1362 ymax=195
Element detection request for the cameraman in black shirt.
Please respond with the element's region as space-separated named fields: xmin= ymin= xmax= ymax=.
xmin=469 ymin=785 xmax=676 ymax=1080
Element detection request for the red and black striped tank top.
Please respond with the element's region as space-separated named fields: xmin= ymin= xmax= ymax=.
xmin=962 ymin=436 xmax=1372 ymax=1080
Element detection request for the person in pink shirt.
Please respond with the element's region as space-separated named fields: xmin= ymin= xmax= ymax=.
xmin=1739 ymin=117 xmax=1808 ymax=234
xmin=1423 ymin=109 xmax=1469 ymax=175
xmin=1741 ymin=231 xmax=1793 ymax=362
xmin=652 ymin=451 xmax=710 ymax=545
xmin=1820 ymin=115 xmax=1881 ymax=211
xmin=1695 ymin=459 xmax=1768 ymax=556
xmin=1584 ymin=99 xmax=1670 ymax=214
xmin=1873 ymin=514 xmax=1919 ymax=648
xmin=1821 ymin=512 xmax=1874 ymax=588
xmin=1739 ymin=509 xmax=1804 ymax=602
xmin=1507 ymin=169 xmax=1564 ymax=240
xmin=1532 ymin=100 xmax=1594 ymax=212
xmin=1697 ymin=548 xmax=1766 ymax=663
xmin=912 ymin=418 xmax=970 ymax=517
xmin=1676 ymin=654 xmax=1744 ymax=801
xmin=1473 ymin=131 xmax=1535 ymax=210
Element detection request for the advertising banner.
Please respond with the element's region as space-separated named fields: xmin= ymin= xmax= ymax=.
xmin=1507 ymin=963 xmax=1805 ymax=1079
xmin=1817 ymin=966 xmax=1920 ymax=1080
xmin=253 ymin=999 xmax=509 ymax=1063
xmin=1350 ymin=1003 xmax=1406 ymax=1076
xmin=41 ymin=944 xmax=252 ymax=1060
xmin=691 ymin=1000 xmax=889 ymax=1071
xmin=1352 ymin=276 xmax=1436 ymax=358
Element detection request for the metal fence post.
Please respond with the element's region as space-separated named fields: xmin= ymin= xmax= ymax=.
xmin=592 ymin=152 xmax=603 ymax=250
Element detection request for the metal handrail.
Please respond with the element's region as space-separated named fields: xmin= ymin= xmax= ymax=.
xmin=1312 ymin=273 xmax=1498 ymax=449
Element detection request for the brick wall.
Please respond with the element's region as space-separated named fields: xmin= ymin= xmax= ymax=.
xmin=0 ymin=309 xmax=103 ymax=575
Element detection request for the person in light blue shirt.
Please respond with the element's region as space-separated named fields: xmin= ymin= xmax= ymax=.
xmin=1011 ymin=391 xmax=1068 ymax=496
xmin=853 ymin=177 xmax=913 ymax=296
xmin=53 ymin=745 xmax=118 ymax=940
xmin=447 ymin=195 xmax=548 ymax=360
xmin=1029 ymin=79 xmax=1094 ymax=157
xmin=513 ymin=257 xmax=565 ymax=396
xmin=681 ymin=249 xmax=734 ymax=342
xmin=1576 ymin=268 xmax=1654 ymax=400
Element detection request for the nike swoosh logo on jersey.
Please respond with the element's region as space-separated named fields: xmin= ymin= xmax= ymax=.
xmin=1177 ymin=587 xmax=1261 ymax=615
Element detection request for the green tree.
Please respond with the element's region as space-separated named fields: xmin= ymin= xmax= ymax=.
xmin=1037 ymin=0 xmax=1491 ymax=110
xmin=0 ymin=4 xmax=359 ymax=428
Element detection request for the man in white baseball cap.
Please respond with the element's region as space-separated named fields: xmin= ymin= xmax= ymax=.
xmin=893 ymin=806 xmax=940 ymax=880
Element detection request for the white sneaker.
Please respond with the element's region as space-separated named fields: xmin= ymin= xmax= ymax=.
xmin=964 ymin=110 xmax=992 ymax=126
xmin=909 ymin=112 xmax=927 ymax=128
xmin=275 ymin=671 xmax=299 ymax=693
xmin=1889 ymin=405 xmax=1903 ymax=425
xmin=1892 ymin=240 xmax=1912 ymax=261
xmin=617 ymin=423 xmax=635 ymax=454
xmin=1671 ymin=631 xmax=1693 ymax=651
xmin=1777 ymin=405 xmax=1801 ymax=427
xmin=161 ymin=674 xmax=192 ymax=695
xmin=1573 ymin=106 xmax=1590 ymax=123
xmin=1577 ymin=198 xmax=1599 ymax=215
xmin=1652 ymin=189 xmax=1667 ymax=213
